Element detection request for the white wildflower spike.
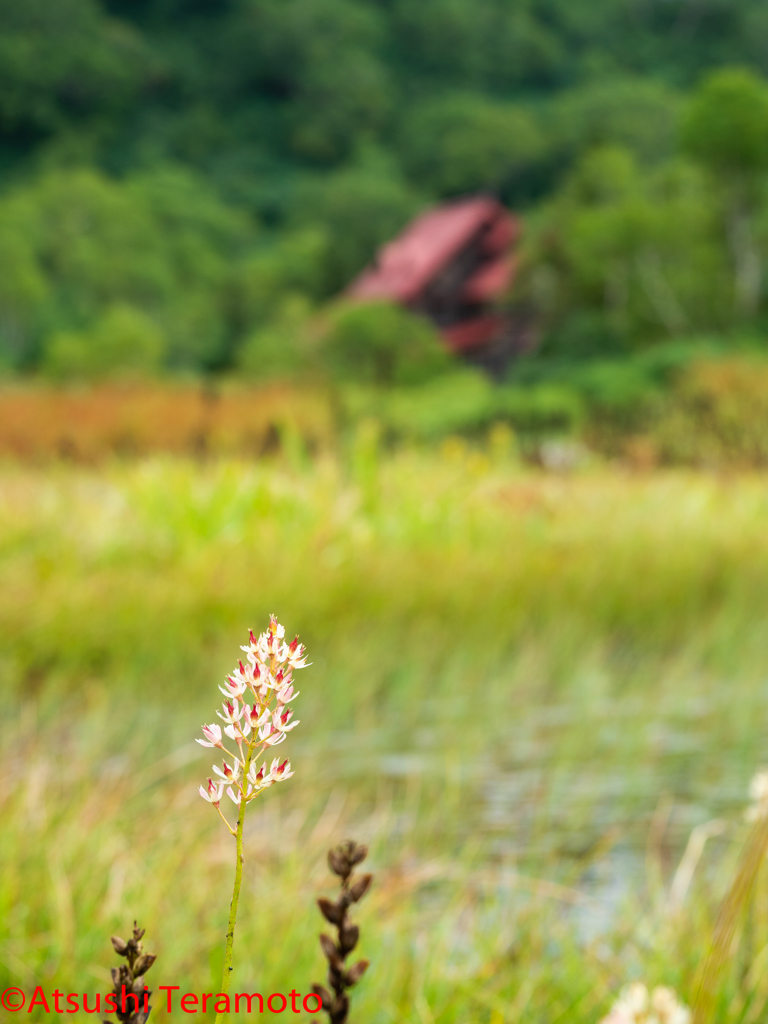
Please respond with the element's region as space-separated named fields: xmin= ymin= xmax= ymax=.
xmin=197 ymin=723 xmax=224 ymax=748
xmin=198 ymin=616 xmax=308 ymax=828
xmin=198 ymin=616 xmax=309 ymax=1024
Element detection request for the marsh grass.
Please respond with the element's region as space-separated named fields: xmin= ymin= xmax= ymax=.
xmin=2 ymin=451 xmax=768 ymax=1020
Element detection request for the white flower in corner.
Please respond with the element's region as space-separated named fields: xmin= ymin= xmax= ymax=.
xmin=599 ymin=983 xmax=690 ymax=1024
xmin=650 ymin=987 xmax=691 ymax=1024
xmin=601 ymin=982 xmax=648 ymax=1023
xmin=746 ymin=769 xmax=768 ymax=822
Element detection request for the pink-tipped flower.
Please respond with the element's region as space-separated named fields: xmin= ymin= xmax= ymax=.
xmin=248 ymin=703 xmax=270 ymax=730
xmin=224 ymin=717 xmax=250 ymax=741
xmin=217 ymin=700 xmax=244 ymax=726
xmin=285 ymin=635 xmax=309 ymax=669
xmin=197 ymin=723 xmax=224 ymax=748
xmin=258 ymin=717 xmax=286 ymax=747
xmin=269 ymin=615 xmax=285 ymax=640
xmin=220 ymin=673 xmax=247 ymax=700
xmin=275 ymin=680 xmax=299 ymax=705
xmin=272 ymin=706 xmax=299 ymax=735
xmin=199 ymin=778 xmax=224 ymax=805
xmin=213 ymin=760 xmax=241 ymax=784
xmin=274 ymin=758 xmax=294 ymax=782
xmin=246 ymin=760 xmax=274 ymax=793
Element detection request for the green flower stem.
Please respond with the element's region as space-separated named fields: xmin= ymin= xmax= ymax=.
xmin=214 ymin=743 xmax=255 ymax=1024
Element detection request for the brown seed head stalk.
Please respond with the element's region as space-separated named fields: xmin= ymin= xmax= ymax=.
xmin=103 ymin=921 xmax=157 ymax=1024
xmin=312 ymin=840 xmax=373 ymax=1024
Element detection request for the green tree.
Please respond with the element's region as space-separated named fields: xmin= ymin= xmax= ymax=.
xmin=0 ymin=0 xmax=147 ymax=136
xmin=682 ymin=67 xmax=768 ymax=316
xmin=398 ymin=93 xmax=542 ymax=198
xmin=521 ymin=147 xmax=728 ymax=354
xmin=0 ymin=166 xmax=256 ymax=372
xmin=214 ymin=0 xmax=391 ymax=162
xmin=292 ymin=153 xmax=422 ymax=292
xmin=42 ymin=303 xmax=166 ymax=381
xmin=547 ymin=78 xmax=682 ymax=166
xmin=237 ymin=294 xmax=315 ymax=380
xmin=319 ymin=301 xmax=451 ymax=386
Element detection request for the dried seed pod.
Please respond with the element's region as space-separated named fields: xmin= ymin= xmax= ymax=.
xmin=345 ymin=960 xmax=369 ymax=985
xmin=339 ymin=923 xmax=359 ymax=955
xmin=348 ymin=873 xmax=372 ymax=902
xmin=312 ymin=841 xmax=373 ymax=1024
xmin=328 ymin=848 xmax=349 ymax=878
xmin=104 ymin=922 xmax=156 ymax=1024
xmin=317 ymin=896 xmax=345 ymax=925
xmin=330 ymin=992 xmax=349 ymax=1024
xmin=134 ymin=954 xmax=156 ymax=975
xmin=311 ymin=984 xmax=333 ymax=1011
xmin=319 ymin=933 xmax=343 ymax=969
xmin=348 ymin=844 xmax=368 ymax=867
xmin=337 ymin=889 xmax=352 ymax=911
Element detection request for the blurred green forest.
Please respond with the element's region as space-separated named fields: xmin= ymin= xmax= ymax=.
xmin=5 ymin=0 xmax=768 ymax=385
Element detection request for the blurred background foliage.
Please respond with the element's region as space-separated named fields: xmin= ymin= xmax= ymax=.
xmin=6 ymin=2 xmax=768 ymax=459
xmin=8 ymin=8 xmax=768 ymax=1016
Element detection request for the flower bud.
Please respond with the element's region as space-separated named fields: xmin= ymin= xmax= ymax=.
xmin=110 ymin=936 xmax=128 ymax=955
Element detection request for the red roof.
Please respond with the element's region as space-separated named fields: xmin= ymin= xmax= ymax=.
xmin=348 ymin=196 xmax=516 ymax=305
xmin=442 ymin=315 xmax=507 ymax=353
xmin=461 ymin=253 xmax=517 ymax=304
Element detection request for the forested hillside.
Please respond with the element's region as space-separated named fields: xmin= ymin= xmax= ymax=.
xmin=3 ymin=0 xmax=768 ymax=377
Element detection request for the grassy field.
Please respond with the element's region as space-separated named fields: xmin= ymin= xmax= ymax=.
xmin=3 ymin=446 xmax=768 ymax=1021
